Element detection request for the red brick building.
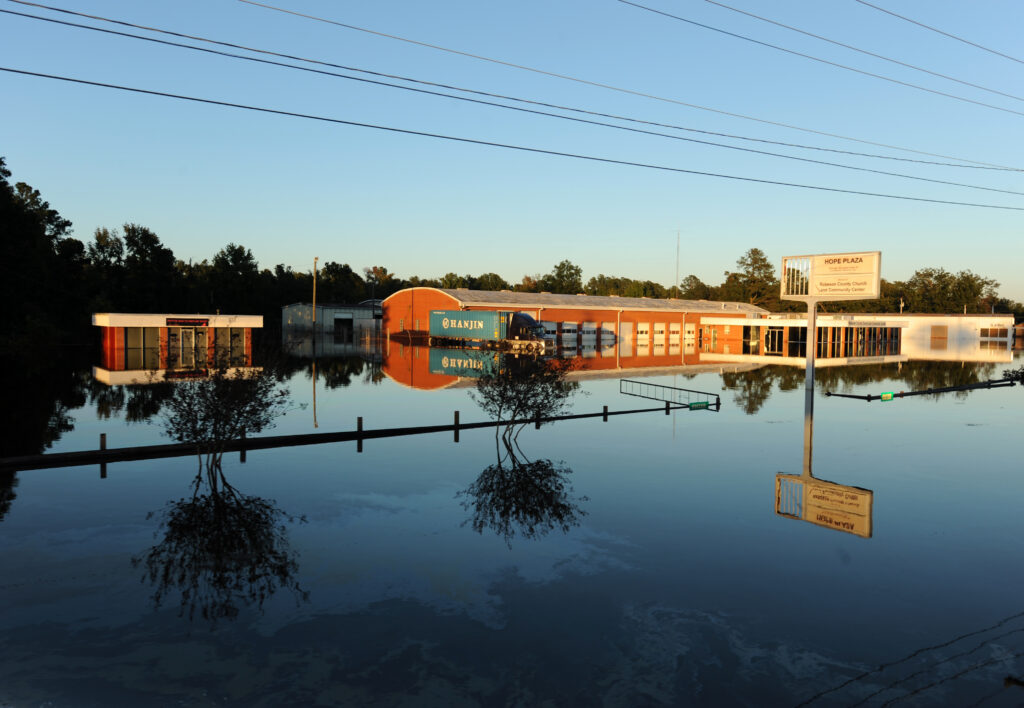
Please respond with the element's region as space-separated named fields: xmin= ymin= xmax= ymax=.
xmin=381 ymin=287 xmax=767 ymax=373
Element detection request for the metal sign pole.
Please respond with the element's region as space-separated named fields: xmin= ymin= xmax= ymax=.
xmin=803 ymin=299 xmax=817 ymax=476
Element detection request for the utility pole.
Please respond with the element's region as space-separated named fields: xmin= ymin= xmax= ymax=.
xmin=312 ymin=256 xmax=319 ymax=335
xmin=675 ymin=229 xmax=680 ymax=297
xmin=312 ymin=256 xmax=319 ymax=429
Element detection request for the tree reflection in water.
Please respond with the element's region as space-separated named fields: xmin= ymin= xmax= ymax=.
xmin=134 ymin=365 xmax=307 ymax=624
xmin=133 ymin=461 xmax=308 ymax=624
xmin=459 ymin=437 xmax=587 ymax=548
xmin=460 ymin=355 xmax=587 ymax=546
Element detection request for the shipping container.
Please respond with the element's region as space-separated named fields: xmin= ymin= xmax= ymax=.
xmin=429 ymin=310 xmax=509 ymax=342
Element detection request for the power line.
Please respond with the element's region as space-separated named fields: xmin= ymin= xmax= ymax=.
xmin=234 ymin=0 xmax=1017 ymax=170
xmin=4 ymin=65 xmax=1024 ymax=211
xmin=704 ymin=0 xmax=1024 ymax=104
xmin=796 ymin=609 xmax=1024 ymax=706
xmin=616 ymin=0 xmax=1024 ymax=119
xmin=6 ymin=8 xmax=1022 ymax=197
xmin=854 ymin=0 xmax=1024 ymax=67
xmin=11 ymin=0 xmax=1019 ymax=173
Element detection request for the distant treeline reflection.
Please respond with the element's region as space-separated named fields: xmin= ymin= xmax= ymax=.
xmin=722 ymin=360 xmax=1000 ymax=415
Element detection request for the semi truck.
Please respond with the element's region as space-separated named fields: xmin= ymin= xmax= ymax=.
xmin=428 ymin=310 xmax=554 ymax=352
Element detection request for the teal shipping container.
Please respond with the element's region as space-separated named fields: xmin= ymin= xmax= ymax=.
xmin=429 ymin=310 xmax=508 ymax=342
xmin=428 ymin=348 xmax=502 ymax=378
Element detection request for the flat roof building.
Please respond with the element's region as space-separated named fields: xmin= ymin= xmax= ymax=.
xmin=93 ymin=312 xmax=262 ymax=382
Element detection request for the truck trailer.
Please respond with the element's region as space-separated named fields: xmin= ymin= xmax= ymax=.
xmin=428 ymin=310 xmax=553 ymax=352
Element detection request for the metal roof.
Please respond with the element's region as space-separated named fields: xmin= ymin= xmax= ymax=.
xmin=412 ymin=288 xmax=768 ymax=315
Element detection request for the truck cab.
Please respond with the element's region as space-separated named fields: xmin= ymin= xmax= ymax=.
xmin=508 ymin=312 xmax=556 ymax=352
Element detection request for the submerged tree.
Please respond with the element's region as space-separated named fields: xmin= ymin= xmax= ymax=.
xmin=160 ymin=364 xmax=292 ymax=469
xmin=462 ymin=355 xmax=587 ymax=546
xmin=469 ymin=355 xmax=582 ymax=441
xmin=136 ymin=365 xmax=306 ymax=624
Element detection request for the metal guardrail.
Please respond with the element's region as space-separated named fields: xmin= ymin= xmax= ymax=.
xmin=825 ymin=378 xmax=1016 ymax=402
xmin=0 ymin=402 xmax=688 ymax=472
xmin=619 ymin=379 xmax=721 ymax=410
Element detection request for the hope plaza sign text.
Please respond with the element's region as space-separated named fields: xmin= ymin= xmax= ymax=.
xmin=781 ymin=251 xmax=881 ymax=302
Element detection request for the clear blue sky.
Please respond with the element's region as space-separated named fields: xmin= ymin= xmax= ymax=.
xmin=2 ymin=0 xmax=1022 ymax=300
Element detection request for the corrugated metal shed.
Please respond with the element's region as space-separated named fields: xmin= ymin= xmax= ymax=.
xmin=428 ymin=288 xmax=768 ymax=315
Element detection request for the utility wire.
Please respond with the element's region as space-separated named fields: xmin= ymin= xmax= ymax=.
xmin=854 ymin=0 xmax=1024 ymax=67
xmin=880 ymin=648 xmax=1024 ymax=707
xmin=234 ymin=0 xmax=1017 ymax=170
xmin=616 ymin=0 xmax=1024 ymax=119
xmin=10 ymin=0 xmax=1019 ymax=173
xmin=848 ymin=627 xmax=1024 ymax=707
xmin=4 ymin=65 xmax=1024 ymax=211
xmin=704 ymin=0 xmax=1024 ymax=104
xmin=796 ymin=609 xmax=1024 ymax=705
xmin=6 ymin=9 xmax=1022 ymax=197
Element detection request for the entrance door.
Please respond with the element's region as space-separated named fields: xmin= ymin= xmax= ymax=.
xmin=180 ymin=327 xmax=195 ymax=368
xmin=765 ymin=327 xmax=784 ymax=356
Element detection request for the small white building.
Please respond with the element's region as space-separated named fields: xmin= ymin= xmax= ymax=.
xmin=281 ymin=301 xmax=382 ymax=343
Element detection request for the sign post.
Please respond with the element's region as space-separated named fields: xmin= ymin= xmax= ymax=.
xmin=781 ymin=252 xmax=881 ymax=475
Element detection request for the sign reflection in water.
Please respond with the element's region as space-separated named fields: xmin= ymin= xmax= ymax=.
xmin=774 ymin=366 xmax=875 ymax=538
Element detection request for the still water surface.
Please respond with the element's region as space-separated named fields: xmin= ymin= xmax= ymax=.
xmin=1 ymin=346 xmax=1022 ymax=706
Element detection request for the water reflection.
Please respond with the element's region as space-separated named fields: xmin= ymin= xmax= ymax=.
xmin=457 ymin=354 xmax=587 ymax=546
xmin=775 ymin=373 xmax=875 ymax=538
xmin=133 ymin=460 xmax=308 ymax=624
xmin=458 ymin=438 xmax=587 ymax=547
xmin=133 ymin=364 xmax=307 ymax=623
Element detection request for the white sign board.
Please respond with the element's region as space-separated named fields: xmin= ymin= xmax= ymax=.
xmin=781 ymin=251 xmax=881 ymax=302
xmin=775 ymin=474 xmax=874 ymax=538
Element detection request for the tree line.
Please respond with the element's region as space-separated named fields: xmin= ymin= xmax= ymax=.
xmin=2 ymin=156 xmax=1019 ymax=355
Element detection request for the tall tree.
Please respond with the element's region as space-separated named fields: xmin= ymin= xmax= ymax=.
xmin=679 ymin=275 xmax=712 ymax=300
xmin=540 ymin=260 xmax=583 ymax=294
xmin=723 ymin=248 xmax=778 ymax=308
xmin=475 ymin=272 xmax=510 ymax=291
xmin=123 ymin=223 xmax=177 ymax=312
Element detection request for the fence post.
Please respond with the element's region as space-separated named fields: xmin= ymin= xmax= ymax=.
xmin=454 ymin=410 xmax=460 ymax=443
xmin=535 ymin=411 xmax=541 ymax=429
xmin=99 ymin=433 xmax=107 ymax=479
xmin=603 ymin=405 xmax=608 ymax=422
xmin=357 ymin=417 xmax=363 ymax=453
xmin=665 ymin=401 xmax=670 ymax=415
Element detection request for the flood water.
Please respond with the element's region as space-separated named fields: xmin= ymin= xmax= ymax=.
xmin=1 ymin=340 xmax=1022 ymax=707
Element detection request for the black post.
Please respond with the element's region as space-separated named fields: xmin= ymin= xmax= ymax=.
xmin=454 ymin=410 xmax=460 ymax=443
xmin=603 ymin=405 xmax=608 ymax=422
xmin=665 ymin=401 xmax=670 ymax=415
xmin=357 ymin=417 xmax=363 ymax=453
xmin=99 ymin=433 xmax=107 ymax=479
xmin=535 ymin=411 xmax=541 ymax=429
